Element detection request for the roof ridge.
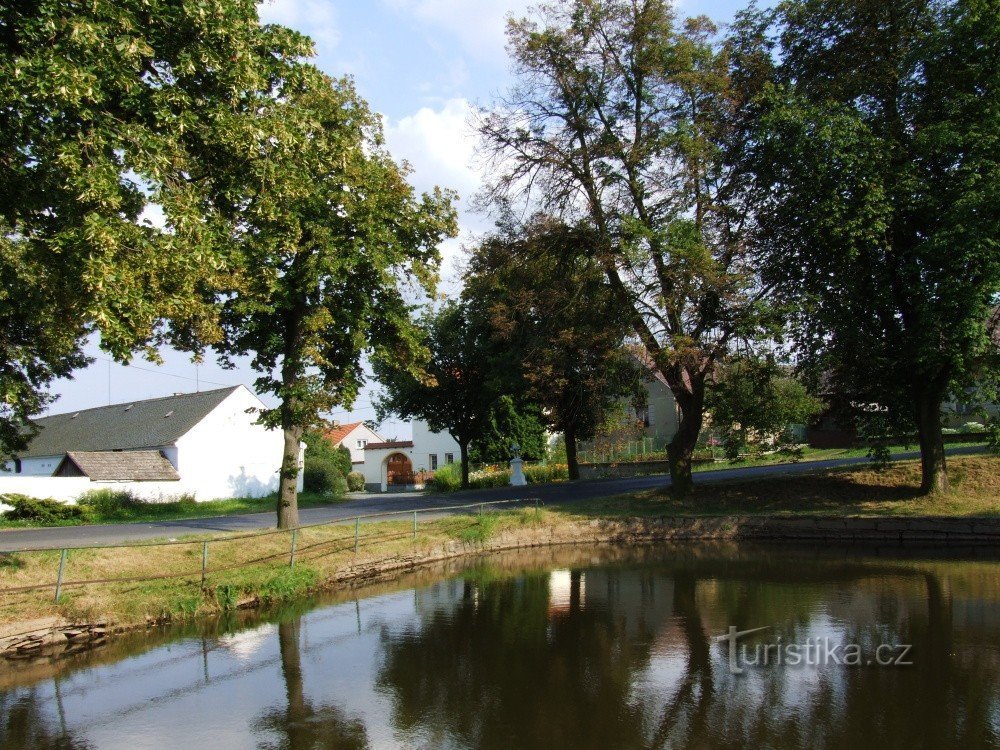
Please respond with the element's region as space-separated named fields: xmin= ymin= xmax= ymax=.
xmin=36 ymin=385 xmax=242 ymax=420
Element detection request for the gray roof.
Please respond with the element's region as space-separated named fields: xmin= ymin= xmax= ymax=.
xmin=59 ymin=451 xmax=181 ymax=481
xmin=20 ymin=387 xmax=242 ymax=458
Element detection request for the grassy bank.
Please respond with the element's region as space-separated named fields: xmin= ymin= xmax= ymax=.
xmin=0 ymin=490 xmax=347 ymax=529
xmin=591 ymin=455 xmax=1000 ymax=518
xmin=1 ymin=456 xmax=997 ymax=634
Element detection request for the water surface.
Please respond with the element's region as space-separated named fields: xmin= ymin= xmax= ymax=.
xmin=2 ymin=543 xmax=998 ymax=749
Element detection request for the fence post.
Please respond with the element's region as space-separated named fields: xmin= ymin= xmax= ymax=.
xmin=479 ymin=503 xmax=484 ymax=518
xmin=54 ymin=549 xmax=67 ymax=603
xmin=201 ymin=542 xmax=209 ymax=588
xmin=354 ymin=517 xmax=360 ymax=553
xmin=412 ymin=510 xmax=417 ymax=540
xmin=289 ymin=528 xmax=298 ymax=569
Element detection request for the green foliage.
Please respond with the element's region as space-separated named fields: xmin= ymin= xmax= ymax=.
xmin=454 ymin=514 xmax=501 ymax=544
xmin=0 ymin=0 xmax=315 ymax=458
xmin=77 ymin=488 xmax=142 ymax=515
xmin=480 ymin=2 xmax=779 ymax=494
xmin=524 ymin=463 xmax=570 ymax=484
xmin=215 ymin=585 xmax=239 ymax=612
xmin=738 ymin=0 xmax=1000 ymax=492
xmin=346 ymin=472 xmax=365 ymax=492
xmin=1 ymin=495 xmax=84 ymax=522
xmin=200 ymin=49 xmax=457 ymax=526
xmin=431 ymin=463 xmax=463 ymax=491
xmin=431 ymin=462 xmax=569 ymax=492
xmin=374 ymin=301 xmax=503 ymax=488
xmin=470 ymin=396 xmax=548 ymax=464
xmin=706 ymin=357 xmax=824 ymax=461
xmin=258 ymin=567 xmax=319 ymax=603
xmin=463 ymin=217 xmax=643 ymax=477
xmin=302 ymin=458 xmax=347 ymax=497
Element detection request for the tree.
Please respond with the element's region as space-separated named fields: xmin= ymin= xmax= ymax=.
xmin=705 ymin=356 xmax=823 ymax=460
xmin=736 ymin=0 xmax=1000 ymax=492
xmin=479 ymin=1 xmax=776 ymax=495
xmin=464 ymin=217 xmax=641 ymax=479
xmin=0 ymin=0 xmax=303 ymax=456
xmin=470 ymin=395 xmax=549 ymax=464
xmin=204 ymin=68 xmax=456 ymax=527
xmin=373 ymin=301 xmax=503 ymax=488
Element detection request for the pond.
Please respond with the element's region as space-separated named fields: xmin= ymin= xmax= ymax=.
xmin=1 ymin=543 xmax=998 ymax=749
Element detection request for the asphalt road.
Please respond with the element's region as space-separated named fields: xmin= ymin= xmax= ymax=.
xmin=0 ymin=447 xmax=985 ymax=552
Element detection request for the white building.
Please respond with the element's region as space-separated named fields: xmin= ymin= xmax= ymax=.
xmin=359 ymin=419 xmax=460 ymax=492
xmin=0 ymin=386 xmax=302 ymax=503
xmin=323 ymin=421 xmax=384 ymax=465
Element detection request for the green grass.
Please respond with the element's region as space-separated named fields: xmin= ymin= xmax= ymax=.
xmin=0 ymin=491 xmax=346 ymax=529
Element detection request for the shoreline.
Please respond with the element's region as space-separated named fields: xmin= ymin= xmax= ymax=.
xmin=3 ymin=512 xmax=998 ymax=663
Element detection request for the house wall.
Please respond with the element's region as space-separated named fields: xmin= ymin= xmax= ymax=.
xmin=174 ymin=386 xmax=303 ymax=499
xmin=0 ymin=386 xmax=304 ymax=505
xmin=2 ymin=455 xmax=62 ymax=476
xmin=335 ymin=424 xmax=383 ymax=464
xmin=360 ymin=446 xmax=418 ymax=492
xmin=642 ymin=378 xmax=679 ymax=442
xmin=411 ymin=420 xmax=460 ymax=473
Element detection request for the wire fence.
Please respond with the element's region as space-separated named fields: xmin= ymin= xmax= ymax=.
xmin=0 ymin=498 xmax=540 ymax=603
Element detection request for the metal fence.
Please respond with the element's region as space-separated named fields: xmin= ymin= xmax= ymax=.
xmin=0 ymin=498 xmax=539 ymax=603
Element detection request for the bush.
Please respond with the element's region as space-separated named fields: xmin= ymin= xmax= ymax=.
xmin=77 ymin=488 xmax=144 ymax=515
xmin=960 ymin=421 xmax=986 ymax=433
xmin=1 ymin=494 xmax=84 ymax=522
xmin=431 ymin=462 xmax=463 ymax=491
xmin=346 ymin=471 xmax=365 ymax=492
xmin=524 ymin=463 xmax=569 ymax=484
xmin=303 ymin=457 xmax=346 ymax=496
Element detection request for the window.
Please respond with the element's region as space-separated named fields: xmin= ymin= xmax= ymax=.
xmin=429 ymin=454 xmax=438 ymax=470
xmin=13 ymin=458 xmax=21 ymax=474
xmin=357 ymin=439 xmax=367 ymax=449
xmin=444 ymin=453 xmax=454 ymax=465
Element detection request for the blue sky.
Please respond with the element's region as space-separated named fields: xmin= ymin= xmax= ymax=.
xmin=48 ymin=0 xmax=749 ymax=436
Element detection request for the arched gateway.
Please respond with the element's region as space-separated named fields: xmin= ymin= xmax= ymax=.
xmin=385 ymin=452 xmax=414 ymax=487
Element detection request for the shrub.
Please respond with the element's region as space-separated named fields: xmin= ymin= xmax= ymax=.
xmin=303 ymin=457 xmax=345 ymax=496
xmin=346 ymin=471 xmax=365 ymax=492
xmin=1 ymin=494 xmax=84 ymax=522
xmin=524 ymin=463 xmax=569 ymax=484
xmin=960 ymin=421 xmax=986 ymax=433
xmin=77 ymin=488 xmax=143 ymax=515
xmin=431 ymin=462 xmax=463 ymax=491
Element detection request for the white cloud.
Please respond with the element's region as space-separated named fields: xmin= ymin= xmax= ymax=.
xmin=384 ymin=98 xmax=491 ymax=293
xmin=384 ymin=98 xmax=479 ymax=202
xmin=383 ymin=0 xmax=534 ymax=64
xmin=257 ymin=0 xmax=340 ymax=55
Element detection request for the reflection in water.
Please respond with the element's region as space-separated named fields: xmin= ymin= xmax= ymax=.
xmin=1 ymin=545 xmax=998 ymax=750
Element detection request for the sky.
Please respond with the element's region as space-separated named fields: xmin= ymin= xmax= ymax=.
xmin=45 ymin=0 xmax=749 ymax=437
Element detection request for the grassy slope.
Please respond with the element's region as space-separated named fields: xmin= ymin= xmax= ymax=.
xmin=589 ymin=455 xmax=1000 ymax=518
xmin=0 ymin=456 xmax=996 ymax=631
xmin=0 ymin=491 xmax=348 ymax=529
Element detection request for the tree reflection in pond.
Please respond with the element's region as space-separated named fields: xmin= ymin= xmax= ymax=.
xmin=253 ymin=619 xmax=370 ymax=750
xmin=374 ymin=558 xmax=1000 ymax=750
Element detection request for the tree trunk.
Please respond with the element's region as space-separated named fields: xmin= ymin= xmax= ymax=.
xmin=459 ymin=440 xmax=470 ymax=489
xmin=667 ymin=374 xmax=706 ymax=498
xmin=915 ymin=389 xmax=949 ymax=494
xmin=564 ymin=426 xmax=580 ymax=480
xmin=278 ymin=421 xmax=303 ymax=529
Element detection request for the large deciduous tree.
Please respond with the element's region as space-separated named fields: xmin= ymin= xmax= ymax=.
xmin=479 ymin=1 xmax=774 ymax=495
xmin=1 ymin=0 xmax=302 ymax=455
xmin=736 ymin=0 xmax=1000 ymax=492
xmin=204 ymin=68 xmax=456 ymax=527
xmin=373 ymin=301 xmax=503 ymax=489
xmin=464 ymin=217 xmax=641 ymax=479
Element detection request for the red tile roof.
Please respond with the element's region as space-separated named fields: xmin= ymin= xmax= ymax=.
xmin=324 ymin=421 xmax=363 ymax=445
xmin=365 ymin=440 xmax=414 ymax=450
